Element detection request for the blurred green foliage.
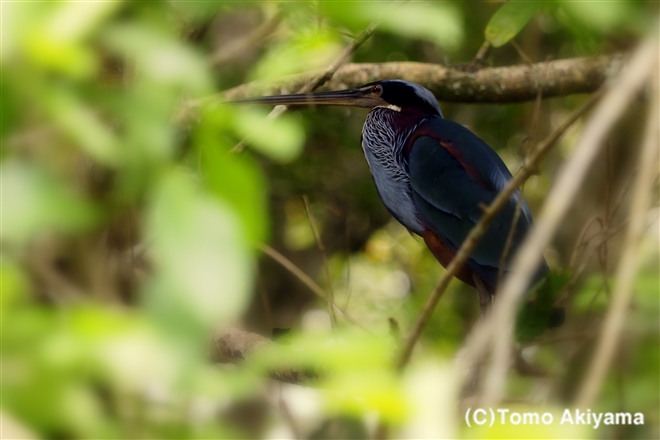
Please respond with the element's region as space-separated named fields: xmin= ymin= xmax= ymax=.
xmin=2 ymin=1 xmax=658 ymax=439
xmin=485 ymin=1 xmax=539 ymax=48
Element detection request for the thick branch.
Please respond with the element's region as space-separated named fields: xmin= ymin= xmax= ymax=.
xmin=216 ymin=55 xmax=620 ymax=104
xmin=211 ymin=326 xmax=322 ymax=385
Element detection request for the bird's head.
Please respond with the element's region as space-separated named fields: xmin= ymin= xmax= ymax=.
xmin=230 ymin=79 xmax=442 ymax=117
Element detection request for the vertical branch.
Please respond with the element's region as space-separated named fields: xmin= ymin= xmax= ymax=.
xmin=575 ymin=67 xmax=659 ymax=408
xmin=476 ymin=37 xmax=659 ymax=406
xmin=302 ymin=195 xmax=338 ymax=327
xmin=598 ymin=143 xmax=613 ymax=297
xmin=257 ymin=275 xmax=275 ymax=330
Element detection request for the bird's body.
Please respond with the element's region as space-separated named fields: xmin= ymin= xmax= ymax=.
xmin=232 ymin=79 xmax=548 ymax=311
xmin=357 ymin=82 xmax=546 ymax=296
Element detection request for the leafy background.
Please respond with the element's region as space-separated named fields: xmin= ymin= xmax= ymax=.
xmin=2 ymin=1 xmax=658 ymax=439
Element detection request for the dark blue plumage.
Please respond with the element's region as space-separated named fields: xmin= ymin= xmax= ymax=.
xmin=232 ymin=79 xmax=548 ymax=312
xmin=407 ymin=119 xmax=547 ymax=291
xmin=358 ymin=81 xmax=547 ymax=296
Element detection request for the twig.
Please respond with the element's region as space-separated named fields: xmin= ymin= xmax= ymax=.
xmin=565 ymin=211 xmax=657 ymax=305
xmin=498 ymin=191 xmax=524 ymax=288
xmin=302 ymin=195 xmax=337 ymax=327
xmin=473 ymin=41 xmax=491 ymax=63
xmin=575 ymin=62 xmax=659 ymax=408
xmin=259 ymin=243 xmax=370 ymax=332
xmin=568 ymin=214 xmax=605 ymax=269
xmin=296 ymin=19 xmax=380 ymax=95
xmin=510 ymin=39 xmax=534 ymax=65
xmin=394 ymin=82 xmax=605 ymax=373
xmin=476 ymin=37 xmax=659 ymax=406
xmin=210 ymin=13 xmax=282 ymax=67
xmin=226 ymin=10 xmax=381 ymax=154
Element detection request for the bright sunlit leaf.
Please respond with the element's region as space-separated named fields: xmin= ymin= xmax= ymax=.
xmin=0 ymin=258 xmax=29 ymax=317
xmin=22 ymin=1 xmax=122 ymax=77
xmin=465 ymin=406 xmax=592 ymax=439
xmin=102 ymin=22 xmax=213 ymax=95
xmin=0 ymin=0 xmax=27 ymax=62
xmin=485 ymin=1 xmax=539 ymax=48
xmin=234 ymin=108 xmax=305 ymax=163
xmin=397 ymin=361 xmax=457 ymax=439
xmin=324 ymin=371 xmax=408 ymax=423
xmin=196 ymin=110 xmax=270 ymax=244
xmin=42 ymin=0 xmax=122 ymax=43
xmin=324 ymin=2 xmax=463 ymax=51
xmin=250 ymin=29 xmax=342 ymax=81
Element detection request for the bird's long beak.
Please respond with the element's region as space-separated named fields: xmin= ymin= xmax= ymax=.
xmin=229 ymin=87 xmax=384 ymax=108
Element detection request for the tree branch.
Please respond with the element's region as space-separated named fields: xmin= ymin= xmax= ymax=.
xmin=213 ymin=54 xmax=620 ymax=105
xmin=575 ymin=58 xmax=659 ymax=408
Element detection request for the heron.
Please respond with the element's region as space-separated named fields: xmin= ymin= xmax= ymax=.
xmin=232 ymin=80 xmax=550 ymax=318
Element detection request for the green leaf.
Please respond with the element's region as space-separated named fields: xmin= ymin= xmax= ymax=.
xmin=561 ymin=1 xmax=633 ymax=33
xmin=0 ymin=258 xmax=29 ymax=317
xmin=43 ymin=86 xmax=120 ymax=166
xmin=102 ymin=22 xmax=213 ymax=95
xmin=20 ymin=1 xmax=122 ymax=78
xmin=324 ymin=2 xmax=463 ymax=51
xmin=485 ymin=1 xmax=539 ymax=48
xmin=194 ymin=104 xmax=270 ymax=244
xmin=250 ymin=29 xmax=342 ymax=81
xmin=0 ymin=161 xmax=98 ymax=245
xmin=573 ymin=274 xmax=609 ymax=312
xmin=199 ymin=144 xmax=269 ymax=245
xmin=234 ymin=107 xmax=305 ymax=163
xmin=145 ymin=170 xmax=254 ymax=335
xmin=0 ymin=79 xmax=17 ymax=142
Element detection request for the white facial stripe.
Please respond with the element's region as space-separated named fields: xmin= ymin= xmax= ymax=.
xmin=376 ymin=104 xmax=402 ymax=112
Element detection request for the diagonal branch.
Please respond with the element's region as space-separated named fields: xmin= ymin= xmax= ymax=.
xmin=259 ymin=244 xmax=371 ymax=332
xmin=477 ymin=36 xmax=659 ymax=406
xmin=575 ymin=61 xmax=659 ymax=408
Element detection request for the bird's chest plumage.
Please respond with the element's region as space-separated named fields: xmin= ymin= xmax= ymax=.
xmin=361 ymin=108 xmax=424 ymax=235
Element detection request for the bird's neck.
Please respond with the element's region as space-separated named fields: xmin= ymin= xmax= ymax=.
xmin=363 ymin=107 xmax=430 ymax=164
xmin=360 ymin=108 xmax=427 ymax=234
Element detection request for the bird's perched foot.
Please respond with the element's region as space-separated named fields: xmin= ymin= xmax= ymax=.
xmin=473 ymin=274 xmax=492 ymax=317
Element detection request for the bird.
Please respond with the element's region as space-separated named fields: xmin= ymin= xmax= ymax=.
xmin=232 ymin=80 xmax=549 ymax=316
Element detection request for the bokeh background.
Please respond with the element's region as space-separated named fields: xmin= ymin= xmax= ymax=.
xmin=2 ymin=1 xmax=658 ymax=439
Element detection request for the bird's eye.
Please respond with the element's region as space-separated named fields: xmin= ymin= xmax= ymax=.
xmin=371 ymin=85 xmax=383 ymax=96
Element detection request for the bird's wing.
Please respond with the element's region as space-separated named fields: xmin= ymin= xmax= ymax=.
xmin=407 ymin=118 xmax=543 ymax=286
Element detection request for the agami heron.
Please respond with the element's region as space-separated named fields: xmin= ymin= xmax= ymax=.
xmin=234 ymin=80 xmax=548 ymax=315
